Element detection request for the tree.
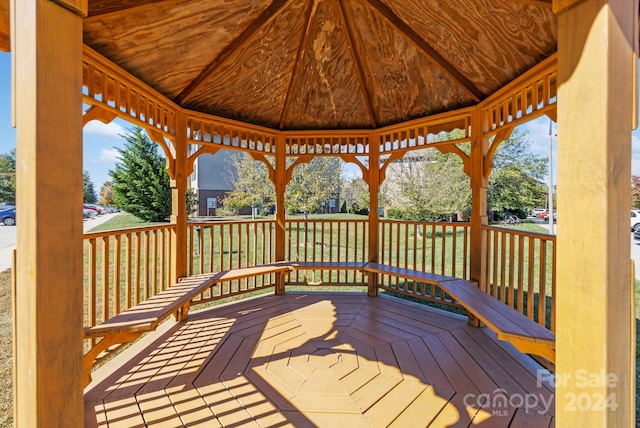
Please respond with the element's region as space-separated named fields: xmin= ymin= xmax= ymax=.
xmin=99 ymin=181 xmax=116 ymax=206
xmin=0 ymin=149 xmax=16 ymax=203
xmin=380 ymin=149 xmax=470 ymax=221
xmin=186 ymin=188 xmax=199 ymax=216
xmin=341 ymin=177 xmax=369 ymax=213
xmin=286 ymin=157 xmax=343 ymax=219
xmin=488 ymin=130 xmax=547 ymax=215
xmin=632 ymin=175 xmax=640 ymax=209
xmin=110 ymin=127 xmax=171 ymax=222
xmin=83 ymin=170 xmax=98 ymax=204
xmin=224 ymin=152 xmax=275 ymax=219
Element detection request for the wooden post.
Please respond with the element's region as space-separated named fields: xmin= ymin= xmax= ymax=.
xmin=555 ymin=0 xmax=635 ymax=425
xmin=274 ymin=135 xmax=287 ymax=295
xmin=469 ymin=107 xmax=488 ymax=326
xmin=13 ymin=0 xmax=84 ymax=425
xmin=170 ymin=112 xmax=188 ymax=284
xmin=367 ymin=133 xmax=380 ymax=296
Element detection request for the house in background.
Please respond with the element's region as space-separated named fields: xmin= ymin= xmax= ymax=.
xmin=189 ymin=150 xmax=239 ymax=216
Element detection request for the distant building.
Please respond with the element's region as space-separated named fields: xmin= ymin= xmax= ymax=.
xmin=189 ymin=150 xmax=238 ymax=216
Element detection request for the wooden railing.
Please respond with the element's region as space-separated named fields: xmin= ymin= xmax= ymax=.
xmin=83 ymin=225 xmax=174 ymax=339
xmin=377 ymin=220 xmax=470 ymax=308
xmin=187 ymin=220 xmax=278 ymax=304
xmin=82 ymin=220 xmax=554 ymax=336
xmin=483 ymin=226 xmax=556 ymax=331
xmin=285 ymin=219 xmax=369 ymax=286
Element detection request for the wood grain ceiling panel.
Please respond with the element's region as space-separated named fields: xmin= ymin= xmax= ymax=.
xmin=88 ymin=0 xmax=173 ymax=18
xmin=83 ymin=0 xmax=273 ymax=99
xmin=281 ymin=0 xmax=373 ymax=130
xmin=0 ymin=0 xmax=9 ymax=52
xmin=385 ymin=0 xmax=557 ymax=96
xmin=184 ymin=0 xmax=310 ymax=129
xmin=344 ymin=0 xmax=475 ymax=127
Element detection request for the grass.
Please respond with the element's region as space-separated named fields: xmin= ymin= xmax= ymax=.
xmin=88 ymin=212 xmax=168 ymax=232
xmin=0 ymin=270 xmax=12 ymax=428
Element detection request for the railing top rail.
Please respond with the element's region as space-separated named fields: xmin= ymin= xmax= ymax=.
xmin=380 ymin=219 xmax=470 ymax=227
xmin=83 ymin=223 xmax=175 ymax=239
xmin=187 ymin=219 xmax=276 ymax=227
xmin=483 ymin=224 xmax=556 ymax=241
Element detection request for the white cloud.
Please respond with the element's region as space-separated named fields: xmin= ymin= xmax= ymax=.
xmin=83 ymin=120 xmax=125 ymax=139
xmin=99 ymin=148 xmax=120 ymax=163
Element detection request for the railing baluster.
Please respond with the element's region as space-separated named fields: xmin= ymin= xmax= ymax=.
xmin=538 ymin=238 xmax=547 ymax=327
xmin=101 ymin=236 xmax=110 ymax=322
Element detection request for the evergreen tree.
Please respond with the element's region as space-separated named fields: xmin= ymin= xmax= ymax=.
xmin=83 ymin=170 xmax=98 ymax=204
xmin=0 ymin=150 xmax=16 ymax=203
xmin=109 ymin=127 xmax=171 ymax=222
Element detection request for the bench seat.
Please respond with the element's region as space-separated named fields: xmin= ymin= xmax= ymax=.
xmin=287 ymin=261 xmax=368 ymax=270
xmin=363 ymin=262 xmax=555 ymax=363
xmin=82 ymin=262 xmax=292 ymax=385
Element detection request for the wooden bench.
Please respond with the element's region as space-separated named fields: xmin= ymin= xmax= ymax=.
xmin=82 ymin=262 xmax=292 ymax=386
xmin=84 ymin=260 xmax=555 ymax=385
xmin=363 ymin=262 xmax=556 ymax=364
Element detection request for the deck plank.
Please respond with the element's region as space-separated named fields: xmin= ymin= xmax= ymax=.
xmin=406 ymin=336 xmax=456 ymax=391
xmin=388 ymin=385 xmax=456 ymax=427
xmin=85 ymin=293 xmax=555 ymax=427
xmin=436 ymin=330 xmax=501 ymax=394
xmin=428 ymin=392 xmax=487 ymax=427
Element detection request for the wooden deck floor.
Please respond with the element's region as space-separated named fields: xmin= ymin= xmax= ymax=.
xmin=84 ymin=293 xmax=555 ymax=427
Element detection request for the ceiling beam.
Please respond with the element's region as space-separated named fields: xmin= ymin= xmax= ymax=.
xmin=279 ymin=0 xmax=318 ymax=129
xmin=175 ymin=0 xmax=292 ymax=105
xmin=338 ymin=0 xmax=378 ymax=128
xmin=364 ymin=0 xmax=484 ymax=102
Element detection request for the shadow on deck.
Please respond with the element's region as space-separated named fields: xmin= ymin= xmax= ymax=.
xmin=84 ymin=293 xmax=555 ymax=427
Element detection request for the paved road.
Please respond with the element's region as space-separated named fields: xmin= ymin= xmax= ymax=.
xmin=0 ymin=213 xmax=120 ymax=273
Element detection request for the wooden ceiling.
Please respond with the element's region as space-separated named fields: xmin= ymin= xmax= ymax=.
xmin=3 ymin=0 xmax=560 ymax=131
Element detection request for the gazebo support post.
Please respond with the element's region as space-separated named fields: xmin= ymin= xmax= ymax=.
xmin=13 ymin=0 xmax=85 ymax=425
xmin=275 ymin=135 xmax=287 ymax=295
xmin=367 ymin=132 xmax=380 ymax=296
xmin=170 ymin=111 xmax=188 ymax=284
xmin=469 ymin=107 xmax=488 ymax=327
xmin=555 ymin=0 xmax=635 ymax=424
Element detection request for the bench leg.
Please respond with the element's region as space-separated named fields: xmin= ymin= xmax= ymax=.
xmin=275 ymin=271 xmax=287 ymax=295
xmin=367 ymin=272 xmax=378 ymax=297
xmin=83 ymin=332 xmax=140 ymax=387
xmin=467 ymin=313 xmax=481 ymax=327
xmin=174 ymin=302 xmax=190 ymax=322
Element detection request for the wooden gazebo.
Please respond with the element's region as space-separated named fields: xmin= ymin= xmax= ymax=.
xmin=0 ymin=0 xmax=637 ymax=426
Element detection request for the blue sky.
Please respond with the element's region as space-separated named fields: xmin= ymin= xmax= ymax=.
xmin=1 ymin=50 xmax=639 ymax=188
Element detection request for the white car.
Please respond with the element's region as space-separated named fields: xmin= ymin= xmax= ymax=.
xmin=531 ymin=208 xmax=546 ymax=217
xmin=631 ymin=210 xmax=640 ymax=231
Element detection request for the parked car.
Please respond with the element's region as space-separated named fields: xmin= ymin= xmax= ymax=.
xmin=84 ymin=204 xmax=101 ymax=215
xmin=531 ymin=208 xmax=546 ymax=217
xmin=537 ymin=210 xmax=556 ymax=219
xmin=0 ymin=207 xmax=16 ymax=226
xmin=631 ymin=210 xmax=640 ymax=231
xmin=84 ymin=208 xmax=97 ymax=219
